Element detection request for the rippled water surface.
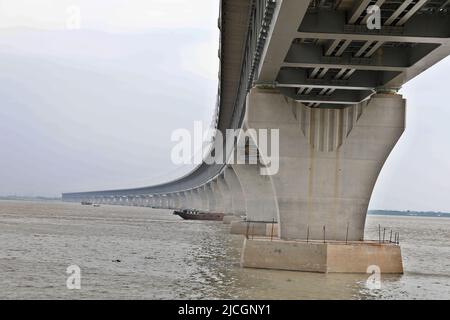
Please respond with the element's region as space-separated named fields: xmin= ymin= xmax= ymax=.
xmin=0 ymin=200 xmax=449 ymax=299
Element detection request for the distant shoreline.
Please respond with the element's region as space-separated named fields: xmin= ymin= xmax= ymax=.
xmin=369 ymin=210 xmax=450 ymax=218
xmin=1 ymin=197 xmax=449 ymax=218
xmin=0 ymin=196 xmax=61 ymax=202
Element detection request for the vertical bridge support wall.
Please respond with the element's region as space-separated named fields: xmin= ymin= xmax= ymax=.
xmin=240 ymin=88 xmax=405 ymax=273
xmin=244 ymin=88 xmax=406 ymax=241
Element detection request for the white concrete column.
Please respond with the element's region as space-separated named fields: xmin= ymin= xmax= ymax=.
xmin=244 ymin=88 xmax=406 ymax=241
xmin=205 ymin=181 xmax=225 ymax=213
xmin=175 ymin=192 xmax=186 ymax=210
xmin=183 ymin=191 xmax=193 ymax=209
xmin=154 ymin=195 xmax=162 ymax=208
xmin=197 ymin=187 xmax=209 ymax=212
xmin=231 ymin=162 xmax=278 ymax=222
xmin=161 ymin=195 xmax=169 ymax=209
xmin=216 ymin=174 xmax=233 ymax=214
xmin=190 ymin=189 xmax=203 ymax=210
xmin=150 ymin=196 xmax=157 ymax=208
xmin=223 ymin=166 xmax=246 ymax=216
xmin=177 ymin=193 xmax=184 ymax=209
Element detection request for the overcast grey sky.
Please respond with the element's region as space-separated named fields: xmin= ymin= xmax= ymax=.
xmin=0 ymin=0 xmax=449 ymax=212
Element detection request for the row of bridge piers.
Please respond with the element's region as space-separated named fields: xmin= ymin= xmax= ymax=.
xmin=66 ymin=89 xmax=405 ymax=274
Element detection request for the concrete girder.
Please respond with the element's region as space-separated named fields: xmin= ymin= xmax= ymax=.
xmin=297 ymin=11 xmax=450 ymax=44
xmin=257 ymin=0 xmax=311 ymax=83
xmin=282 ymin=42 xmax=440 ymax=71
xmin=276 ymin=68 xmax=400 ymax=91
xmin=348 ymin=0 xmax=372 ymax=24
xmin=279 ymin=87 xmax=374 ymax=105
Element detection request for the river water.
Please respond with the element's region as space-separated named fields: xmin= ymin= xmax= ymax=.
xmin=0 ymin=200 xmax=448 ymax=299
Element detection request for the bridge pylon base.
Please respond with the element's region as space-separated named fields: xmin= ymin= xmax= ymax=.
xmin=241 ymin=238 xmax=403 ymax=274
xmin=230 ymin=221 xmax=279 ymax=237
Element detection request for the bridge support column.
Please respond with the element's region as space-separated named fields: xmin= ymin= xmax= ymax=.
xmin=196 ymin=188 xmax=209 ymax=212
xmin=139 ymin=196 xmax=146 ymax=207
xmin=223 ymin=166 xmax=246 ymax=219
xmin=144 ymin=196 xmax=151 ymax=207
xmin=239 ymin=88 xmax=405 ymax=273
xmin=183 ymin=191 xmax=194 ymax=209
xmin=150 ymin=196 xmax=157 ymax=208
xmin=154 ymin=195 xmax=162 ymax=208
xmin=176 ymin=192 xmax=187 ymax=210
xmin=231 ymin=161 xmax=278 ymax=236
xmin=170 ymin=194 xmax=179 ymax=209
xmin=217 ymin=175 xmax=233 ymax=215
xmin=205 ymin=181 xmax=225 ymax=213
xmin=162 ymin=195 xmax=170 ymax=209
xmin=164 ymin=194 xmax=174 ymax=209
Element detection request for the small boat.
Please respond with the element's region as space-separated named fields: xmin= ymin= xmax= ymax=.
xmin=93 ymin=204 xmax=101 ymax=207
xmin=173 ymin=209 xmax=225 ymax=221
xmin=81 ymin=201 xmax=93 ymax=206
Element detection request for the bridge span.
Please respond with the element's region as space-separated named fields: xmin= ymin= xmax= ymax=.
xmin=63 ymin=0 xmax=450 ymax=273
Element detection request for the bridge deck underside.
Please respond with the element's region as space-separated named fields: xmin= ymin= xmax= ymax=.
xmin=264 ymin=0 xmax=450 ymax=108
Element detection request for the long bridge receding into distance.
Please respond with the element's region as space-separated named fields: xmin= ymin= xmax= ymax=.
xmin=63 ymin=0 xmax=450 ymax=273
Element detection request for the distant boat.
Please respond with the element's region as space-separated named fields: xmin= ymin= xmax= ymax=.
xmin=81 ymin=201 xmax=92 ymax=206
xmin=173 ymin=209 xmax=224 ymax=221
xmin=93 ymin=204 xmax=101 ymax=207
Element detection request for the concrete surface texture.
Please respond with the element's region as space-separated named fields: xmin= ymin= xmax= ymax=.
xmin=244 ymin=88 xmax=406 ymax=241
xmin=241 ymin=238 xmax=403 ymax=274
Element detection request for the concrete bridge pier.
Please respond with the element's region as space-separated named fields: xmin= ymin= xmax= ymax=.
xmin=150 ymin=196 xmax=158 ymax=208
xmin=216 ymin=175 xmax=233 ymax=216
xmin=223 ymin=166 xmax=246 ymax=220
xmin=133 ymin=196 xmax=141 ymax=206
xmin=181 ymin=191 xmax=191 ymax=209
xmin=183 ymin=191 xmax=195 ymax=209
xmin=166 ymin=194 xmax=173 ymax=209
xmin=176 ymin=192 xmax=187 ymax=210
xmin=168 ymin=193 xmax=177 ymax=209
xmin=240 ymin=88 xmax=405 ymax=273
xmin=188 ymin=189 xmax=202 ymax=210
xmin=144 ymin=196 xmax=150 ymax=207
xmin=162 ymin=195 xmax=170 ymax=209
xmin=230 ymin=160 xmax=278 ymax=236
xmin=196 ymin=188 xmax=209 ymax=212
xmin=154 ymin=195 xmax=162 ymax=209
xmin=204 ymin=181 xmax=225 ymax=214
